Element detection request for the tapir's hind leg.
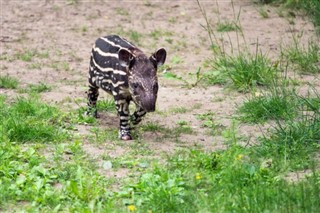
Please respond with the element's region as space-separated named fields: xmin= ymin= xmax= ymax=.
xmin=86 ymin=70 xmax=100 ymax=118
xmin=86 ymin=85 xmax=99 ymax=118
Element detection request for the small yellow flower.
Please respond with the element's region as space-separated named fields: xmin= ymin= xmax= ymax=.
xmin=254 ymin=92 xmax=263 ymax=97
xmin=236 ymin=154 xmax=244 ymax=161
xmin=128 ymin=205 xmax=137 ymax=212
xmin=195 ymin=172 xmax=202 ymax=180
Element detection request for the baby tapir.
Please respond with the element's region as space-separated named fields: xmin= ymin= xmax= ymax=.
xmin=86 ymin=35 xmax=166 ymax=140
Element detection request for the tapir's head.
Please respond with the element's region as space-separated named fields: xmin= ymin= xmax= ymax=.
xmin=118 ymin=48 xmax=166 ymax=112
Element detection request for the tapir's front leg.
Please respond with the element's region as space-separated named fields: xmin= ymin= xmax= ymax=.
xmin=115 ymin=99 xmax=132 ymax=140
xmin=131 ymin=107 xmax=146 ymax=125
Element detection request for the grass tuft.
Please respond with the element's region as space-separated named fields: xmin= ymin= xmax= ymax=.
xmin=0 ymin=75 xmax=19 ymax=89
xmin=216 ymin=21 xmax=241 ymax=32
xmin=0 ymin=96 xmax=70 ymax=143
xmin=283 ymin=39 xmax=320 ymax=73
xmin=204 ymin=50 xmax=278 ymax=91
xmin=237 ymin=87 xmax=298 ymax=123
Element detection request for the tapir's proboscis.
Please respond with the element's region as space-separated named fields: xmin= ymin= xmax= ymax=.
xmin=86 ymin=35 xmax=166 ymax=140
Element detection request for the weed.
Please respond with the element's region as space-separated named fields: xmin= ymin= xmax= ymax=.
xmin=81 ymin=25 xmax=88 ymax=34
xmin=257 ymin=7 xmax=269 ymax=18
xmin=119 ymin=141 xmax=320 ymax=212
xmin=27 ymin=82 xmax=52 ymax=93
xmin=72 ymin=106 xmax=97 ymax=125
xmin=237 ymin=87 xmax=298 ymax=123
xmin=96 ymin=98 xmax=116 ymax=112
xmin=115 ymin=7 xmax=129 ymax=16
xmin=150 ymin=29 xmax=173 ymax=40
xmin=162 ymin=67 xmax=203 ymax=88
xmin=216 ymin=21 xmax=240 ymax=32
xmin=258 ymin=113 xmax=320 ymax=171
xmin=204 ymin=49 xmax=278 ymax=91
xmin=196 ymin=112 xmax=225 ymax=135
xmin=66 ymin=0 xmax=79 ymax=5
xmin=175 ymin=121 xmax=193 ymax=135
xmin=89 ymin=127 xmax=119 ymax=144
xmin=15 ymin=49 xmax=49 ymax=62
xmin=27 ymin=62 xmax=42 ymax=69
xmin=283 ymin=39 xmax=320 ymax=73
xmin=165 ymin=38 xmax=173 ymax=44
xmin=0 ymin=75 xmax=19 ymax=89
xmin=168 ymin=16 xmax=177 ymax=24
xmin=140 ymin=121 xmax=193 ymax=141
xmin=50 ymin=61 xmax=71 ymax=71
xmin=0 ymin=53 xmax=14 ymax=61
xmin=0 ymin=96 xmax=70 ymax=143
xmin=15 ymin=50 xmax=37 ymax=62
xmin=170 ymin=107 xmax=188 ymax=114
xmin=170 ymin=55 xmax=183 ymax=64
xmin=141 ymin=122 xmax=166 ymax=133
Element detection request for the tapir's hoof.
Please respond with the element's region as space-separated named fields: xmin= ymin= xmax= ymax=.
xmin=119 ymin=130 xmax=132 ymax=140
xmin=121 ymin=135 xmax=132 ymax=140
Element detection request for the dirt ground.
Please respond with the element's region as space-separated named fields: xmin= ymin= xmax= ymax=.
xmin=1 ymin=1 xmax=318 ymax=178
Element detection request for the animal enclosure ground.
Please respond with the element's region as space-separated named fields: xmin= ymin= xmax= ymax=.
xmin=1 ymin=0 xmax=320 ymax=212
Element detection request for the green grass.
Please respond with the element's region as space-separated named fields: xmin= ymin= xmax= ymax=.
xmin=196 ymin=112 xmax=225 ymax=135
xmin=115 ymin=7 xmax=129 ymax=16
xmin=119 ymin=93 xmax=320 ymax=211
xmin=119 ymin=144 xmax=319 ymax=212
xmin=0 ymin=139 xmax=114 ymax=212
xmin=0 ymin=75 xmax=19 ymax=89
xmin=0 ymin=95 xmax=70 ymax=143
xmin=170 ymin=106 xmax=188 ymax=114
xmin=96 ymin=98 xmax=116 ymax=112
xmin=89 ymin=127 xmax=119 ymax=144
xmin=216 ymin=21 xmax=240 ymax=32
xmin=150 ymin=29 xmax=173 ymax=40
xmin=1 ymin=86 xmax=319 ymax=212
xmin=283 ymin=39 xmax=320 ymax=73
xmin=140 ymin=121 xmax=193 ymax=140
xmin=204 ymin=50 xmax=278 ymax=91
xmin=27 ymin=82 xmax=52 ymax=93
xmin=237 ymin=87 xmax=298 ymax=123
xmin=141 ymin=122 xmax=166 ymax=132
xmin=15 ymin=49 xmax=49 ymax=62
xmin=49 ymin=61 xmax=71 ymax=71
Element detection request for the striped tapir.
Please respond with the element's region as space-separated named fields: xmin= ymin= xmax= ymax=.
xmin=86 ymin=35 xmax=166 ymax=140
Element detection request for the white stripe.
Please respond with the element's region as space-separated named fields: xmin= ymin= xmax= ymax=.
xmin=101 ymin=79 xmax=125 ymax=87
xmin=93 ymin=46 xmax=118 ymax=58
xmin=91 ymin=57 xmax=127 ymax=75
xmin=100 ymin=37 xmax=132 ymax=51
xmin=116 ymin=99 xmax=127 ymax=104
xmin=120 ymin=116 xmax=129 ymax=120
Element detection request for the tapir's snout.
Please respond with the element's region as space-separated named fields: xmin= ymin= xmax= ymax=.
xmin=141 ymin=95 xmax=157 ymax=112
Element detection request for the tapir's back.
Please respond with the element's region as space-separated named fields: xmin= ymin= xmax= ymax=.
xmin=92 ymin=35 xmax=136 ymax=69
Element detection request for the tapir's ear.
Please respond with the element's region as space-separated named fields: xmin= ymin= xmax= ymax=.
xmin=118 ymin=49 xmax=135 ymax=68
xmin=150 ymin=48 xmax=166 ymax=67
